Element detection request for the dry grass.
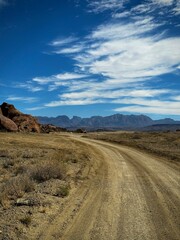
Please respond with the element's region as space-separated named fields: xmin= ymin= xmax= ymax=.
xmin=19 ymin=215 xmax=32 ymax=226
xmin=0 ymin=175 xmax=34 ymax=207
xmin=29 ymin=159 xmax=66 ymax=183
xmin=85 ymin=131 xmax=180 ymax=162
xmin=0 ymin=132 xmax=92 ymax=239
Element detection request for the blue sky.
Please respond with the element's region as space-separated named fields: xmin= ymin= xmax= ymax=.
xmin=0 ymin=0 xmax=180 ymax=119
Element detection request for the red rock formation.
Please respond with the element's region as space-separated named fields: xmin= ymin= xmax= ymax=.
xmin=12 ymin=114 xmax=40 ymax=133
xmin=0 ymin=114 xmax=18 ymax=132
xmin=40 ymin=124 xmax=67 ymax=133
xmin=0 ymin=102 xmax=40 ymax=133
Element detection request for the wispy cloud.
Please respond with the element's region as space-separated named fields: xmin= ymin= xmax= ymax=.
xmin=56 ymin=73 xmax=88 ymax=80
xmin=45 ymin=99 xmax=102 ymax=107
xmin=53 ymin=45 xmax=84 ymax=54
xmin=48 ymin=36 xmax=84 ymax=55
xmin=30 ymin=1 xmax=180 ymax=115
xmin=60 ymin=89 xmax=171 ymax=100
xmin=113 ymin=0 xmax=179 ymax=20
xmin=114 ymin=105 xmax=180 ymax=115
xmin=32 ymin=72 xmax=88 ymax=86
xmin=173 ymin=1 xmax=180 ymax=15
xmin=152 ymin=0 xmax=174 ymax=6
xmin=75 ymin=18 xmax=180 ymax=82
xmin=49 ymin=36 xmax=78 ymax=47
xmin=6 ymin=96 xmax=38 ymax=103
xmin=26 ymin=106 xmax=46 ymax=111
xmin=112 ymin=11 xmax=131 ymax=19
xmin=87 ymin=0 xmax=125 ymax=13
xmin=171 ymin=95 xmax=180 ymax=101
xmin=15 ymin=82 xmax=43 ymax=92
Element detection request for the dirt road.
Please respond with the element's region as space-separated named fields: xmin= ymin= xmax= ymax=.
xmin=38 ymin=136 xmax=180 ymax=240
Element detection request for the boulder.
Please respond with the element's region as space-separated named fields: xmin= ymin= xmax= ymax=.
xmin=16 ymin=197 xmax=40 ymax=206
xmin=12 ymin=115 xmax=40 ymax=133
xmin=40 ymin=124 xmax=67 ymax=133
xmin=0 ymin=102 xmax=40 ymax=133
xmin=0 ymin=102 xmax=21 ymax=119
xmin=0 ymin=114 xmax=18 ymax=132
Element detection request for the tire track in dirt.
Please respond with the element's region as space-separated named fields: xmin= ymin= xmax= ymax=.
xmin=37 ymin=136 xmax=180 ymax=240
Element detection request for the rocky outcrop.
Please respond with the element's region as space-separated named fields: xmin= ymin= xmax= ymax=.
xmin=0 ymin=102 xmax=40 ymax=133
xmin=0 ymin=114 xmax=18 ymax=132
xmin=1 ymin=102 xmax=21 ymax=119
xmin=12 ymin=114 xmax=40 ymax=133
xmin=40 ymin=124 xmax=67 ymax=133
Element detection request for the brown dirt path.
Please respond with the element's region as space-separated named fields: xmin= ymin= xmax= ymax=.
xmin=37 ymin=135 xmax=180 ymax=240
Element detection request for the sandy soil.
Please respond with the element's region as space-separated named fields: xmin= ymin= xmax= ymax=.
xmin=35 ymin=135 xmax=180 ymax=240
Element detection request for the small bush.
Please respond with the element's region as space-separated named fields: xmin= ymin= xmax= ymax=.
xmin=15 ymin=165 xmax=28 ymax=175
xmin=22 ymin=150 xmax=35 ymax=159
xmin=2 ymin=159 xmax=14 ymax=169
xmin=0 ymin=176 xmax=34 ymax=202
xmin=55 ymin=185 xmax=69 ymax=198
xmin=0 ymin=149 xmax=9 ymax=158
xmin=20 ymin=215 xmax=31 ymax=226
xmin=131 ymin=134 xmax=141 ymax=140
xmin=30 ymin=160 xmax=66 ymax=183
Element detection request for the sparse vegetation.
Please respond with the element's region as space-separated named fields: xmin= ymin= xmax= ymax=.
xmin=20 ymin=215 xmax=32 ymax=226
xmin=0 ymin=175 xmax=35 ymax=207
xmin=55 ymin=185 xmax=69 ymax=197
xmin=0 ymin=132 xmax=92 ymax=239
xmin=85 ymin=131 xmax=180 ymax=162
xmin=30 ymin=160 xmax=66 ymax=183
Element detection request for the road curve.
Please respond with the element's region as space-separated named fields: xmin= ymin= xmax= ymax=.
xmin=39 ymin=136 xmax=180 ymax=240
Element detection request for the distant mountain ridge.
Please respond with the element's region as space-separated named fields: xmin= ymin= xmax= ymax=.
xmin=37 ymin=114 xmax=180 ymax=130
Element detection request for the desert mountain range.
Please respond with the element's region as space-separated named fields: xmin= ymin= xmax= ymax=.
xmin=0 ymin=102 xmax=179 ymax=132
xmin=37 ymin=114 xmax=180 ymax=131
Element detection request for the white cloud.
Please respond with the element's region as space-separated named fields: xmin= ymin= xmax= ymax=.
xmin=6 ymin=96 xmax=38 ymax=103
xmin=15 ymin=82 xmax=43 ymax=92
xmin=26 ymin=106 xmax=46 ymax=111
xmin=171 ymin=95 xmax=180 ymax=101
xmin=132 ymin=3 xmax=153 ymax=14
xmin=152 ymin=0 xmax=174 ymax=6
xmin=33 ymin=8 xmax=180 ymax=116
xmin=32 ymin=76 xmax=56 ymax=85
xmin=49 ymin=36 xmax=78 ymax=47
xmin=33 ymin=72 xmax=88 ymax=86
xmin=45 ymin=99 xmax=102 ymax=107
xmin=43 ymin=87 xmax=171 ymax=107
xmin=87 ymin=0 xmax=125 ymax=13
xmin=56 ymin=73 xmax=88 ymax=80
xmin=76 ymin=18 xmax=180 ymax=82
xmin=112 ymin=11 xmax=131 ymax=18
xmin=173 ymin=1 xmax=180 ymax=15
xmin=88 ymin=0 xmax=176 ymax=17
xmin=113 ymin=98 xmax=180 ymax=108
xmin=60 ymin=88 xmax=170 ymax=100
xmin=114 ymin=105 xmax=180 ymax=115
xmin=90 ymin=17 xmax=159 ymax=40
xmin=53 ymin=45 xmax=84 ymax=54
